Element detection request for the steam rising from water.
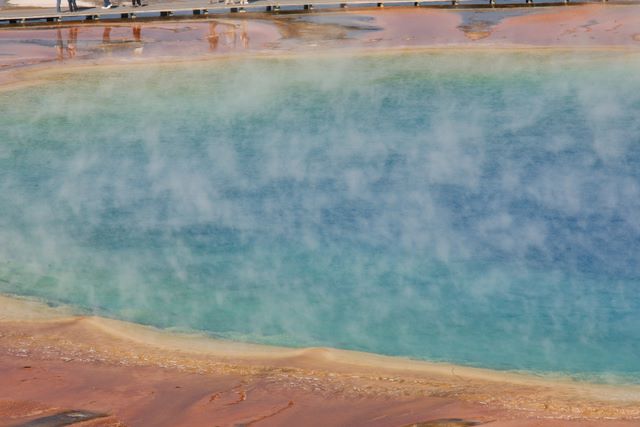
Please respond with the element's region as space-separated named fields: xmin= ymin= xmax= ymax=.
xmin=1 ymin=52 xmax=639 ymax=381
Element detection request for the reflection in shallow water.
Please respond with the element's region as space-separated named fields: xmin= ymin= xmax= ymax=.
xmin=55 ymin=27 xmax=78 ymax=61
xmin=133 ymin=24 xmax=142 ymax=43
xmin=0 ymin=19 xmax=269 ymax=67
xmin=208 ymin=22 xmax=219 ymax=50
xmin=2 ymin=6 xmax=640 ymax=72
xmin=80 ymin=20 xmax=252 ymax=57
xmin=208 ymin=20 xmax=249 ymax=50
xmin=102 ymin=26 xmax=111 ymax=43
xmin=97 ymin=25 xmax=144 ymax=56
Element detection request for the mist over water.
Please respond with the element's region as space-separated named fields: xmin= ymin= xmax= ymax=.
xmin=1 ymin=52 xmax=640 ymax=382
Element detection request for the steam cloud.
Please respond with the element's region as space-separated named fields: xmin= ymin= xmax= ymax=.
xmin=0 ymin=52 xmax=639 ymax=382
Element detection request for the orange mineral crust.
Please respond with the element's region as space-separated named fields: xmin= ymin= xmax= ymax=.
xmin=1 ymin=4 xmax=640 ymax=73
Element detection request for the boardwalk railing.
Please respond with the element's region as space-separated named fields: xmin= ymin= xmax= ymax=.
xmin=0 ymin=0 xmax=618 ymax=26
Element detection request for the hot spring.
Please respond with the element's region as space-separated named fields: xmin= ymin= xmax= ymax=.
xmin=1 ymin=52 xmax=639 ymax=383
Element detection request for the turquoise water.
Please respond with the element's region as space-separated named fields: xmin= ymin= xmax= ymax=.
xmin=1 ymin=52 xmax=640 ymax=382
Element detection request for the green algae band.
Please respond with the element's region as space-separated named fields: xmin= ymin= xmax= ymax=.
xmin=1 ymin=52 xmax=639 ymax=383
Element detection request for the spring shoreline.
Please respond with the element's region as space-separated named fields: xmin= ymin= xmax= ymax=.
xmin=1 ymin=292 xmax=640 ymax=426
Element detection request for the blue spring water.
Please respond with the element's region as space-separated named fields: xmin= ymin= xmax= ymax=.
xmin=1 ymin=52 xmax=639 ymax=382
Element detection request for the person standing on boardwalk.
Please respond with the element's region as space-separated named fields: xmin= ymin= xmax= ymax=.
xmin=68 ymin=0 xmax=78 ymax=12
xmin=101 ymin=0 xmax=112 ymax=9
xmin=132 ymin=0 xmax=141 ymax=7
xmin=56 ymin=0 xmax=62 ymax=12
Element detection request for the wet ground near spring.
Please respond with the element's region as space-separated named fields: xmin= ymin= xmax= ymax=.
xmin=1 ymin=4 xmax=640 ymax=75
xmin=0 ymin=354 xmax=499 ymax=427
xmin=1 ymin=345 xmax=639 ymax=427
xmin=0 ymin=300 xmax=639 ymax=427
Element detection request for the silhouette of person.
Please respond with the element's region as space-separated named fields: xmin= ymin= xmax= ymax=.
xmin=67 ymin=27 xmax=78 ymax=58
xmin=240 ymin=21 xmax=249 ymax=48
xmin=132 ymin=25 xmax=142 ymax=42
xmin=102 ymin=26 xmax=112 ymax=43
xmin=131 ymin=25 xmax=144 ymax=55
xmin=68 ymin=0 xmax=78 ymax=12
xmin=207 ymin=22 xmax=219 ymax=51
xmin=55 ymin=28 xmax=64 ymax=60
xmin=223 ymin=23 xmax=236 ymax=47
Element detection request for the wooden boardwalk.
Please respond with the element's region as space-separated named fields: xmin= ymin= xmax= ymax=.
xmin=0 ymin=0 xmax=618 ymax=26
